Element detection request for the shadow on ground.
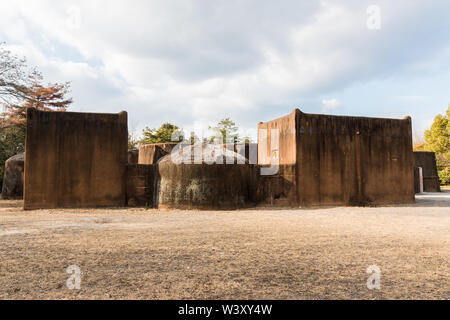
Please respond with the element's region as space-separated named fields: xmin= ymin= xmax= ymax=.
xmin=2 ymin=190 xmax=450 ymax=210
xmin=412 ymin=190 xmax=450 ymax=207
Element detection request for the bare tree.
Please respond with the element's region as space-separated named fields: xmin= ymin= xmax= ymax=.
xmin=0 ymin=44 xmax=72 ymax=128
xmin=412 ymin=129 xmax=425 ymax=149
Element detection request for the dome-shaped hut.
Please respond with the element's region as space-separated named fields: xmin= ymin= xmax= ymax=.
xmin=156 ymin=143 xmax=258 ymax=209
xmin=1 ymin=153 xmax=24 ymax=200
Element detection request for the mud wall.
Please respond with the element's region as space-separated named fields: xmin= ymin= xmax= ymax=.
xmin=128 ymin=150 xmax=139 ymax=165
xmin=413 ymin=151 xmax=441 ymax=192
xmin=258 ymin=110 xmax=296 ymax=165
xmin=138 ymin=143 xmax=178 ymax=165
xmin=157 ymin=162 xmax=258 ymax=210
xmin=257 ymin=111 xmax=297 ymax=205
xmin=24 ymin=108 xmax=128 ymax=209
xmin=257 ymin=109 xmax=415 ymax=206
xmin=414 ymin=166 xmax=422 ymax=193
xmin=296 ymin=110 xmax=414 ymax=206
xmin=223 ymin=143 xmax=258 ymax=163
xmin=126 ymin=164 xmax=156 ymax=207
xmin=255 ymin=165 xmax=297 ymax=206
xmin=1 ymin=153 xmax=24 ymax=200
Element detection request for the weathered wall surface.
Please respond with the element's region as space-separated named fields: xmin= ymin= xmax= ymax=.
xmin=258 ymin=111 xmax=296 ymax=165
xmin=128 ymin=150 xmax=139 ymax=165
xmin=413 ymin=151 xmax=441 ymax=192
xmin=296 ymin=110 xmax=414 ymax=206
xmin=1 ymin=153 xmax=24 ymax=200
xmin=126 ymin=164 xmax=156 ymax=207
xmin=414 ymin=166 xmax=421 ymax=193
xmin=255 ymin=165 xmax=297 ymax=206
xmin=24 ymin=108 xmax=128 ymax=209
xmin=157 ymin=164 xmax=258 ymax=210
xmin=223 ymin=143 xmax=258 ymax=163
xmin=257 ymin=111 xmax=297 ymax=205
xmin=257 ymin=109 xmax=415 ymax=206
xmin=157 ymin=149 xmax=258 ymax=209
xmin=138 ymin=143 xmax=178 ymax=165
xmin=130 ymin=143 xmax=260 ymax=209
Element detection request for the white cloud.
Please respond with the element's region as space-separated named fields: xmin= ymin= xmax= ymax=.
xmin=322 ymin=98 xmax=341 ymax=112
xmin=1 ymin=0 xmax=450 ymax=136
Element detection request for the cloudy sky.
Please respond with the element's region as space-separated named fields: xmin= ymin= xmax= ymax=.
xmin=1 ymin=0 xmax=450 ymax=140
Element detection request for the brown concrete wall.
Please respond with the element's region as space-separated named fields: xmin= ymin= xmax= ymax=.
xmin=223 ymin=143 xmax=258 ymax=163
xmin=257 ymin=109 xmax=415 ymax=206
xmin=257 ymin=111 xmax=297 ymax=205
xmin=295 ymin=110 xmax=414 ymax=206
xmin=128 ymin=150 xmax=139 ymax=165
xmin=24 ymin=108 xmax=128 ymax=209
xmin=157 ymin=161 xmax=258 ymax=210
xmin=138 ymin=143 xmax=178 ymax=164
xmin=255 ymin=165 xmax=297 ymax=206
xmin=414 ymin=167 xmax=421 ymax=193
xmin=126 ymin=164 xmax=156 ymax=207
xmin=413 ymin=151 xmax=441 ymax=192
xmin=258 ymin=110 xmax=296 ymax=165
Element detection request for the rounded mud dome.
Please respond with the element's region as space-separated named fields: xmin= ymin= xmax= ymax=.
xmin=156 ymin=144 xmax=258 ymax=210
xmin=1 ymin=153 xmax=25 ymax=200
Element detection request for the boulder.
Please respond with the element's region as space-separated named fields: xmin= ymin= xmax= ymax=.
xmin=1 ymin=153 xmax=25 ymax=200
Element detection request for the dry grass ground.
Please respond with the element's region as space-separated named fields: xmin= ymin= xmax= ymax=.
xmin=0 ymin=192 xmax=449 ymax=300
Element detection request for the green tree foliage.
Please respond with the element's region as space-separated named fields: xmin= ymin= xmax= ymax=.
xmin=424 ymin=106 xmax=450 ymax=185
xmin=139 ymin=123 xmax=184 ymax=145
xmin=188 ymin=131 xmax=200 ymax=144
xmin=208 ymin=118 xmax=239 ymax=143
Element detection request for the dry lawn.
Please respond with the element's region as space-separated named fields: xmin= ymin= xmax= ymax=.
xmin=0 ymin=192 xmax=449 ymax=300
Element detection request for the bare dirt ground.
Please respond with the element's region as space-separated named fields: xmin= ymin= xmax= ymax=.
xmin=0 ymin=192 xmax=449 ymax=300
